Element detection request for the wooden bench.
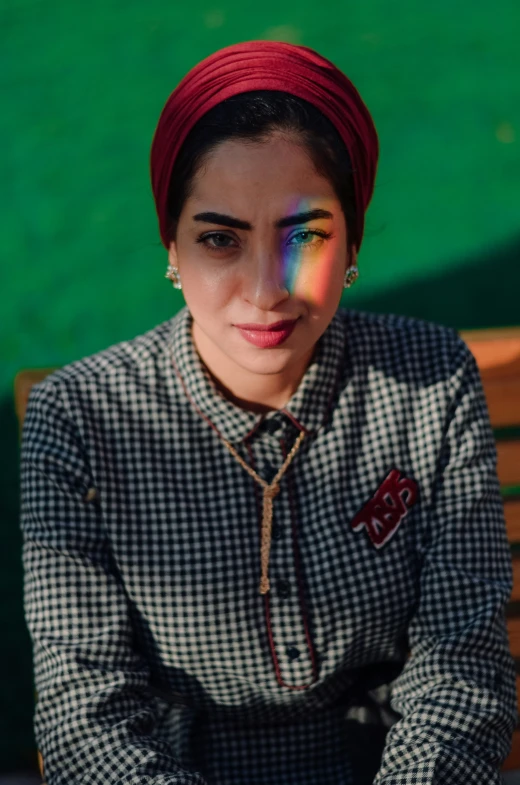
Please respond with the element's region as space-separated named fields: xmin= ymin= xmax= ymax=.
xmin=460 ymin=327 xmax=520 ymax=770
xmin=13 ymin=326 xmax=520 ymax=776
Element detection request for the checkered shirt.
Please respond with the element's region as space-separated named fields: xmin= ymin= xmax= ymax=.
xmin=20 ymin=305 xmax=517 ymax=785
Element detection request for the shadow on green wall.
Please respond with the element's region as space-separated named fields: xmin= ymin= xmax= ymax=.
xmin=354 ymin=233 xmax=520 ymax=331
xmin=0 ymin=232 xmax=518 ymax=771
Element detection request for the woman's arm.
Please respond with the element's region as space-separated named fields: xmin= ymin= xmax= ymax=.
xmin=374 ymin=338 xmax=517 ymax=784
xmin=20 ymin=379 xmax=207 ymax=785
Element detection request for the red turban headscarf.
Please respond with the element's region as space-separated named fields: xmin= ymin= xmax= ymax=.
xmin=150 ymin=40 xmax=379 ymax=251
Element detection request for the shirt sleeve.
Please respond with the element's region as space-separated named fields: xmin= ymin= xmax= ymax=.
xmin=373 ymin=336 xmax=518 ymax=784
xmin=20 ymin=379 xmax=208 ymax=785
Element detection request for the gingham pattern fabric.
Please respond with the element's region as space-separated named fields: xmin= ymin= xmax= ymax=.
xmin=20 ymin=305 xmax=517 ymax=785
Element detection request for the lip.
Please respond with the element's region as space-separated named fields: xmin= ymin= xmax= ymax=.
xmin=236 ymin=318 xmax=299 ymax=348
xmin=234 ymin=319 xmax=299 ymax=331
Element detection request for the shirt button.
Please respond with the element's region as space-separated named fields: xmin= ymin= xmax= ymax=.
xmin=287 ymin=646 xmax=300 ymax=661
xmin=264 ymin=461 xmax=278 ymax=484
xmin=272 ymin=522 xmax=283 ymax=541
xmin=277 ymin=579 xmax=291 ymax=598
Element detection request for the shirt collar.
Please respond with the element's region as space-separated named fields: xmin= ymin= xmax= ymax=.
xmin=168 ymin=305 xmax=347 ymax=444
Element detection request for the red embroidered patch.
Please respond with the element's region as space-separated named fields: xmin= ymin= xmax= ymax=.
xmin=351 ymin=469 xmax=419 ymax=548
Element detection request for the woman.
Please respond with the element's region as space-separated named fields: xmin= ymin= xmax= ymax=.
xmin=20 ymin=40 xmax=516 ymax=784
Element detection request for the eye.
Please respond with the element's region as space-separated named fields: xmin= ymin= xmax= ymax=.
xmin=195 ymin=228 xmax=333 ymax=254
xmin=288 ymin=229 xmax=332 ymax=248
xmin=196 ymin=232 xmax=237 ymax=252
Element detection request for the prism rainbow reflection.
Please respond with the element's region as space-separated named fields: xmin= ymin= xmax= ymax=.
xmin=279 ymin=196 xmax=341 ymax=307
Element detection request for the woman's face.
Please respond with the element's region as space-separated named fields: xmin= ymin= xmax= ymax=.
xmin=168 ymin=132 xmax=355 ymax=409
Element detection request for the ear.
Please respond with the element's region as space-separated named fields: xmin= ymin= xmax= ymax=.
xmin=348 ymin=245 xmax=358 ymax=268
xmin=168 ymin=241 xmax=178 ymax=267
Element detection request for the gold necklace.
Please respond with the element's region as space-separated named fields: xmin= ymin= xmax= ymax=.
xmin=218 ymin=430 xmax=306 ymax=594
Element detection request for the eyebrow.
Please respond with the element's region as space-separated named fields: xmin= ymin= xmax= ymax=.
xmin=192 ymin=208 xmax=333 ymax=230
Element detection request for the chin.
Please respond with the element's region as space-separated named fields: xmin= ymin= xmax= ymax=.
xmin=237 ymin=348 xmax=300 ymax=372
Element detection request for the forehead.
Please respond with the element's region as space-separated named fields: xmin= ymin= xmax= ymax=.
xmin=190 ymin=134 xmax=337 ymax=201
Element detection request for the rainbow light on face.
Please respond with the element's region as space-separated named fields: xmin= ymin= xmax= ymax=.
xmin=279 ymin=197 xmax=340 ymax=307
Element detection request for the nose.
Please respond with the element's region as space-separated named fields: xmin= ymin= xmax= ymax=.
xmin=244 ymin=249 xmax=290 ymax=309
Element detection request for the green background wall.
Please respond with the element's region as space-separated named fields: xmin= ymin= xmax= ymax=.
xmin=1 ymin=0 xmax=518 ymax=772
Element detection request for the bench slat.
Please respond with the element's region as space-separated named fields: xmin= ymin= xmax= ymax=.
xmin=503 ymin=729 xmax=520 ymax=771
xmin=482 ymin=379 xmax=520 ymax=428
xmin=13 ymin=368 xmax=58 ymax=435
xmin=461 ymin=330 xmax=520 ymax=374
xmin=507 ymin=618 xmax=520 ymax=659
xmin=484 ymin=380 xmax=520 ymax=427
xmin=506 ymin=501 xmax=520 ymax=544
xmin=497 ymin=441 xmax=520 ymax=488
xmin=511 ymin=559 xmax=520 ymax=602
xmin=462 ymin=329 xmax=520 ymax=430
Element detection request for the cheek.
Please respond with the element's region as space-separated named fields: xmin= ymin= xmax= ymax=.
xmin=182 ymin=262 xmax=234 ymax=307
xmin=285 ymin=244 xmax=342 ymax=307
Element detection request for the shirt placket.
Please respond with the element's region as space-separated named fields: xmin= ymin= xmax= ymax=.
xmin=245 ymin=419 xmax=318 ymax=689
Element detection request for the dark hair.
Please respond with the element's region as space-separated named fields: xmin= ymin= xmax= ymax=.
xmin=166 ymin=90 xmax=357 ymax=249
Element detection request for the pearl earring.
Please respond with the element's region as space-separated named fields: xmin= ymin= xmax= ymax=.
xmin=165 ymin=264 xmax=182 ymax=290
xmin=344 ymin=265 xmax=359 ymax=288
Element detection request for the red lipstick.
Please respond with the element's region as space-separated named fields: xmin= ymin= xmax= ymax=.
xmin=235 ymin=318 xmax=299 ymax=348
